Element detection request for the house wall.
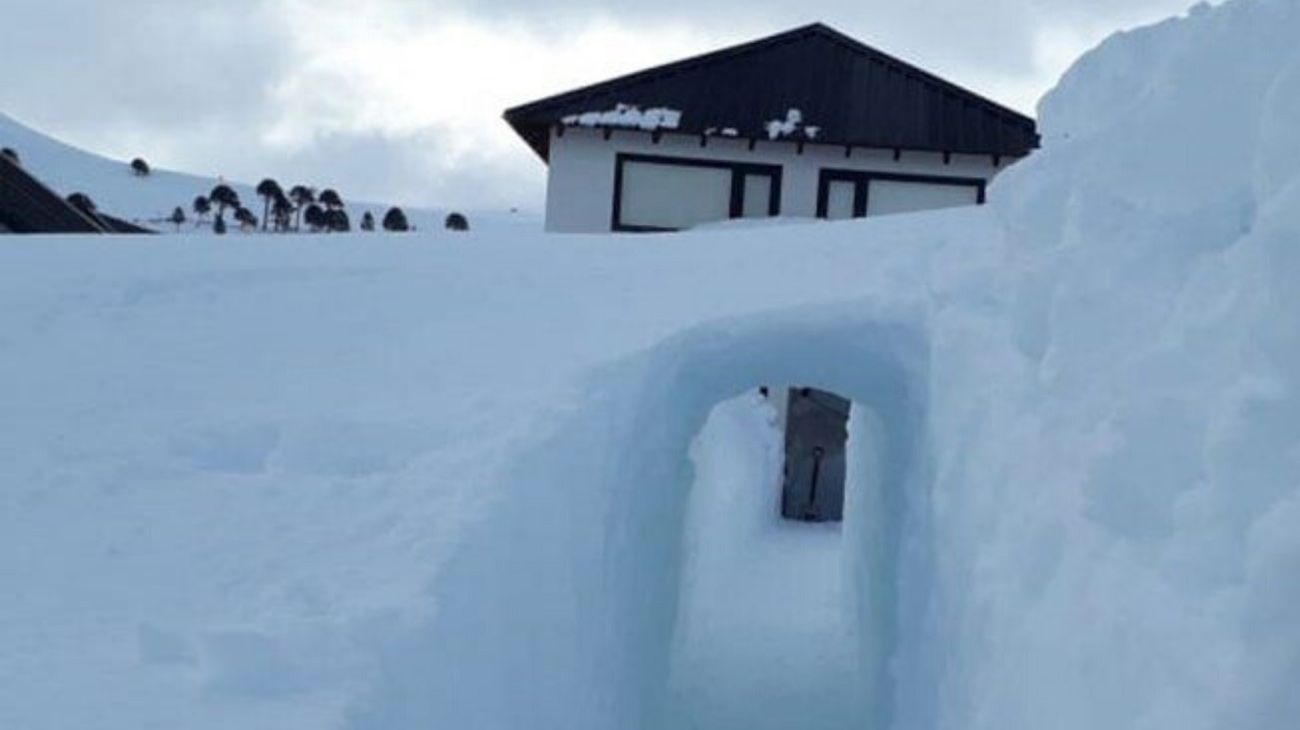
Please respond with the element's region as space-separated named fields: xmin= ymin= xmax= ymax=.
xmin=544 ymin=126 xmax=1018 ymax=233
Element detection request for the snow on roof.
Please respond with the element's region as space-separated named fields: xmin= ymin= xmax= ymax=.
xmin=561 ymin=104 xmax=683 ymax=131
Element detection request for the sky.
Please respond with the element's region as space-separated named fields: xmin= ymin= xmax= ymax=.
xmin=1 ymin=0 xmax=1200 ymax=213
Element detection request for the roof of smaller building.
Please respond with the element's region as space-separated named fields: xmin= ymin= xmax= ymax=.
xmin=505 ymin=23 xmax=1039 ymax=162
xmin=1 ymin=155 xmax=155 ymax=235
xmin=0 ymin=154 xmax=106 ymax=234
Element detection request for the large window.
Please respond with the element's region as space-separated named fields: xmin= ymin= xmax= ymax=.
xmin=816 ymin=169 xmax=986 ymax=220
xmin=613 ymin=154 xmax=782 ymax=232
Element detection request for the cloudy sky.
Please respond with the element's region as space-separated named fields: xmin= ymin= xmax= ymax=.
xmin=2 ymin=0 xmax=1197 ymax=212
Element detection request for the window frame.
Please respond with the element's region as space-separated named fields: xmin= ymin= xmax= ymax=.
xmin=612 ymin=153 xmax=783 ymax=232
xmin=815 ymin=169 xmax=987 ymax=219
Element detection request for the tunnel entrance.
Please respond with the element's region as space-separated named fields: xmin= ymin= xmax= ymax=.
xmin=379 ymin=314 xmax=930 ymax=730
xmin=663 ymin=388 xmax=872 ymax=730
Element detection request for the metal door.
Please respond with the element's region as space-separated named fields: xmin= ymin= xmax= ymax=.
xmin=781 ymin=387 xmax=850 ymax=521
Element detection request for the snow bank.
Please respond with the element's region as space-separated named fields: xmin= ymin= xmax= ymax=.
xmin=2 ymin=1 xmax=1299 ymax=728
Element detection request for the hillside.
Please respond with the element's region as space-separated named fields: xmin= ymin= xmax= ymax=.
xmin=0 ymin=112 xmax=536 ymax=233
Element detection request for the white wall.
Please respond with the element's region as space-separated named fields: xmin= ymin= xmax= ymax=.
xmin=544 ymin=127 xmax=1020 ymax=233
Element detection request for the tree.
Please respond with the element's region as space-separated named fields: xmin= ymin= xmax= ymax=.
xmin=213 ymin=214 xmax=227 ymax=235
xmin=234 ymin=207 xmax=258 ymax=231
xmin=255 ymin=178 xmax=283 ymax=232
xmin=169 ymin=206 xmax=186 ymax=232
xmin=193 ymin=195 xmax=211 ymax=224
xmin=1 ymin=147 xmax=19 ymax=166
xmin=130 ymin=158 xmax=151 ymax=176
xmin=445 ymin=212 xmax=469 ymax=231
xmin=272 ymin=193 xmax=294 ymax=233
xmin=67 ymin=192 xmax=97 ymax=215
xmin=303 ymin=203 xmax=326 ymax=232
xmin=318 ymin=188 xmax=343 ymax=210
xmin=382 ymin=207 xmax=409 ymax=232
xmin=360 ymin=211 xmax=375 ymax=231
xmin=327 ymin=209 xmax=350 ymax=233
xmin=208 ymin=184 xmax=240 ymax=218
xmin=288 ymin=185 xmax=315 ymax=231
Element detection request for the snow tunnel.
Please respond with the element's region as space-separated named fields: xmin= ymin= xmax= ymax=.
xmin=355 ymin=310 xmax=932 ymax=730
xmin=662 ymin=383 xmax=875 ymax=730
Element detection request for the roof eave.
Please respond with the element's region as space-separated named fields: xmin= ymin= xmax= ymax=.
xmin=512 ymin=123 xmax=1040 ymax=165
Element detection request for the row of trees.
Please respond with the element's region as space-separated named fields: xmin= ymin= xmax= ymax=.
xmin=176 ymin=179 xmax=467 ymax=235
xmin=4 ymin=143 xmax=473 ymax=234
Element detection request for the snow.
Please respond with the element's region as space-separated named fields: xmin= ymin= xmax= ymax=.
xmin=3 ymin=0 xmax=1300 ymax=728
xmin=564 ymin=103 xmax=683 ymax=131
xmin=0 ymin=112 xmax=537 ymax=234
xmin=666 ymin=392 xmax=869 ymax=730
xmin=765 ymin=107 xmax=804 ymax=139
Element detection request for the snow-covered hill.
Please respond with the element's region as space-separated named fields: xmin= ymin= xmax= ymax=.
xmin=0 ymin=112 xmax=537 ymax=233
xmin=2 ymin=1 xmax=1299 ymax=729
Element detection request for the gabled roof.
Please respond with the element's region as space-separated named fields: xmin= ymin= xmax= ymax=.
xmin=0 ymin=154 xmax=106 ymax=233
xmin=505 ymin=23 xmax=1039 ymax=162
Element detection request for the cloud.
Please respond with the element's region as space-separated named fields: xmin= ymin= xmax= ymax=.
xmin=0 ymin=0 xmax=1204 ymax=213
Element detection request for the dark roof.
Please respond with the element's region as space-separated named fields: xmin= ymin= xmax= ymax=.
xmin=0 ymin=155 xmax=155 ymax=235
xmin=505 ymin=23 xmax=1039 ymax=162
xmin=0 ymin=154 xmax=106 ymax=234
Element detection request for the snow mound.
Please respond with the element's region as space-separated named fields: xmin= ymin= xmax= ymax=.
xmin=2 ymin=1 xmax=1299 ymax=729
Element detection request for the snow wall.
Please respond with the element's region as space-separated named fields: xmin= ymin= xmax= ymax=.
xmin=350 ymin=1 xmax=1300 ymax=728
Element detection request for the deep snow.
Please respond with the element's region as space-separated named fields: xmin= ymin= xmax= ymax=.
xmin=3 ymin=0 xmax=1300 ymax=728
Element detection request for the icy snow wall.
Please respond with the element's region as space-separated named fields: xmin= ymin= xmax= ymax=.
xmin=352 ymin=1 xmax=1300 ymax=728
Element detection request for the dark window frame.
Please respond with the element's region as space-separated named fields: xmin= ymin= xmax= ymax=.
xmin=815 ymin=168 xmax=986 ymax=219
xmin=612 ymin=153 xmax=783 ymax=232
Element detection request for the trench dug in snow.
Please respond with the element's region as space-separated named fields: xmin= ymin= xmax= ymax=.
xmin=354 ymin=312 xmax=930 ymax=729
xmin=597 ymin=315 xmax=928 ymax=730
xmin=666 ymin=389 xmax=877 ymax=729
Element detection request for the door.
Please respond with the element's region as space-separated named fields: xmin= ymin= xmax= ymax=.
xmin=781 ymin=387 xmax=851 ymax=522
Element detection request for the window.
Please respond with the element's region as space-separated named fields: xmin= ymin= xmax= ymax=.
xmin=613 ymin=154 xmax=781 ymax=232
xmin=816 ymin=169 xmax=986 ymax=220
xmin=823 ymin=180 xmax=858 ymax=221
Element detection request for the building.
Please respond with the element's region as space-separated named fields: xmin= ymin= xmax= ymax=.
xmin=505 ymin=22 xmax=1039 ymax=234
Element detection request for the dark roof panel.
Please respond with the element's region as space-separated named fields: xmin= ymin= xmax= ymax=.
xmin=0 ymin=155 xmax=105 ymax=234
xmin=505 ymin=23 xmax=1039 ymax=161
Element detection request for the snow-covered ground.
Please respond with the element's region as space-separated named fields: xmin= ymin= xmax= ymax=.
xmin=2 ymin=1 xmax=1300 ymax=729
xmin=0 ymin=112 xmax=538 ymax=234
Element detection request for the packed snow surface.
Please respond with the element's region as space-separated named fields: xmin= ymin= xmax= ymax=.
xmin=3 ymin=1 xmax=1300 ymax=729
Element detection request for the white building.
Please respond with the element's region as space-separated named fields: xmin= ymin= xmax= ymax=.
xmin=505 ymin=23 xmax=1039 ymax=234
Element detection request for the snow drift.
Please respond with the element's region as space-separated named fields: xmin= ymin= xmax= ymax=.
xmin=2 ymin=1 xmax=1299 ymax=728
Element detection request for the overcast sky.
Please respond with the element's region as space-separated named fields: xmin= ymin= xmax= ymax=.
xmin=2 ymin=0 xmax=1197 ymax=212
